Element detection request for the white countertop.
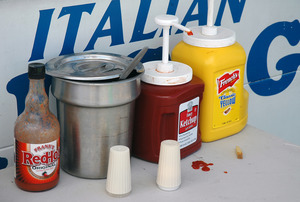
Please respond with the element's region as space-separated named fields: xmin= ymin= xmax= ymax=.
xmin=1 ymin=125 xmax=300 ymax=202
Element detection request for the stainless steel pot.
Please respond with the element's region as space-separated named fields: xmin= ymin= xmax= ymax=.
xmin=46 ymin=53 xmax=143 ymax=178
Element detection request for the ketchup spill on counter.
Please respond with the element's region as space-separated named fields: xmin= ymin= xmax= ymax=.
xmin=192 ymin=160 xmax=213 ymax=172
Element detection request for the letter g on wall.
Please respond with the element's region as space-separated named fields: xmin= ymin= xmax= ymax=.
xmin=247 ymin=20 xmax=300 ymax=96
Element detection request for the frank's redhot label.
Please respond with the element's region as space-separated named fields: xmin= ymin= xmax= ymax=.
xmin=15 ymin=139 xmax=60 ymax=184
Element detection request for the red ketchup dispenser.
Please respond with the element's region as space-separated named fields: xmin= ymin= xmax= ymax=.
xmin=132 ymin=15 xmax=204 ymax=163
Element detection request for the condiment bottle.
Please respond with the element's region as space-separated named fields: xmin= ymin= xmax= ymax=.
xmin=172 ymin=0 xmax=248 ymax=142
xmin=14 ymin=63 xmax=60 ymax=191
xmin=132 ymin=15 xmax=204 ymax=163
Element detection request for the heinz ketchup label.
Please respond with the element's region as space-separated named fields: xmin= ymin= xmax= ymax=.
xmin=15 ymin=139 xmax=60 ymax=184
xmin=178 ymin=97 xmax=199 ymax=149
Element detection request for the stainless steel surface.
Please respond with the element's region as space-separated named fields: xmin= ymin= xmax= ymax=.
xmin=52 ymin=76 xmax=141 ymax=108
xmin=46 ymin=52 xmax=144 ymax=81
xmin=51 ymin=57 xmax=143 ymax=178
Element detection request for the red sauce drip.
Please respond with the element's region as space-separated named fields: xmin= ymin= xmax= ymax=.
xmin=187 ymin=31 xmax=193 ymax=36
xmin=192 ymin=160 xmax=213 ymax=172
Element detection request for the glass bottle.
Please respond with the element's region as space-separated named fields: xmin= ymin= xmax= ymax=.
xmin=14 ymin=63 xmax=60 ymax=191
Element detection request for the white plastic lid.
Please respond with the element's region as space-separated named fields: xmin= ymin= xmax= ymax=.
xmin=142 ymin=15 xmax=193 ymax=86
xmin=183 ymin=26 xmax=236 ymax=48
xmin=142 ymin=61 xmax=192 ymax=86
xmin=182 ymin=0 xmax=236 ymax=48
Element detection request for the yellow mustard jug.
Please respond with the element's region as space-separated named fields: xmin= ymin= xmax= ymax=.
xmin=171 ymin=0 xmax=248 ymax=142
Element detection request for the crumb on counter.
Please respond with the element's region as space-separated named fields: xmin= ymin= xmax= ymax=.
xmin=236 ymin=146 xmax=243 ymax=159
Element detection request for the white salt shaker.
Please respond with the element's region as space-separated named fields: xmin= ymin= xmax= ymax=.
xmin=106 ymin=145 xmax=131 ymax=197
xmin=156 ymin=140 xmax=181 ymax=191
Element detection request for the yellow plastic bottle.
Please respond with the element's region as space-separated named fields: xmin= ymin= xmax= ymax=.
xmin=171 ymin=10 xmax=248 ymax=142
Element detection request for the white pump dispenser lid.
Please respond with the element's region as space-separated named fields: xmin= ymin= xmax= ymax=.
xmin=183 ymin=0 xmax=236 ymax=48
xmin=142 ymin=15 xmax=193 ymax=86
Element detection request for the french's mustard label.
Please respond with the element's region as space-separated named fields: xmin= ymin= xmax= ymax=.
xmin=213 ymin=69 xmax=241 ymax=128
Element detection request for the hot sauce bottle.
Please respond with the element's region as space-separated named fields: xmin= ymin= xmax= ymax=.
xmin=132 ymin=15 xmax=204 ymax=163
xmin=14 ymin=63 xmax=60 ymax=191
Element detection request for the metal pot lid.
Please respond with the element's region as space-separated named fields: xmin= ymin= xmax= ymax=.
xmin=45 ymin=52 xmax=144 ymax=81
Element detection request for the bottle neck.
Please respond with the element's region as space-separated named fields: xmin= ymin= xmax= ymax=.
xmin=25 ymin=79 xmax=49 ymax=114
